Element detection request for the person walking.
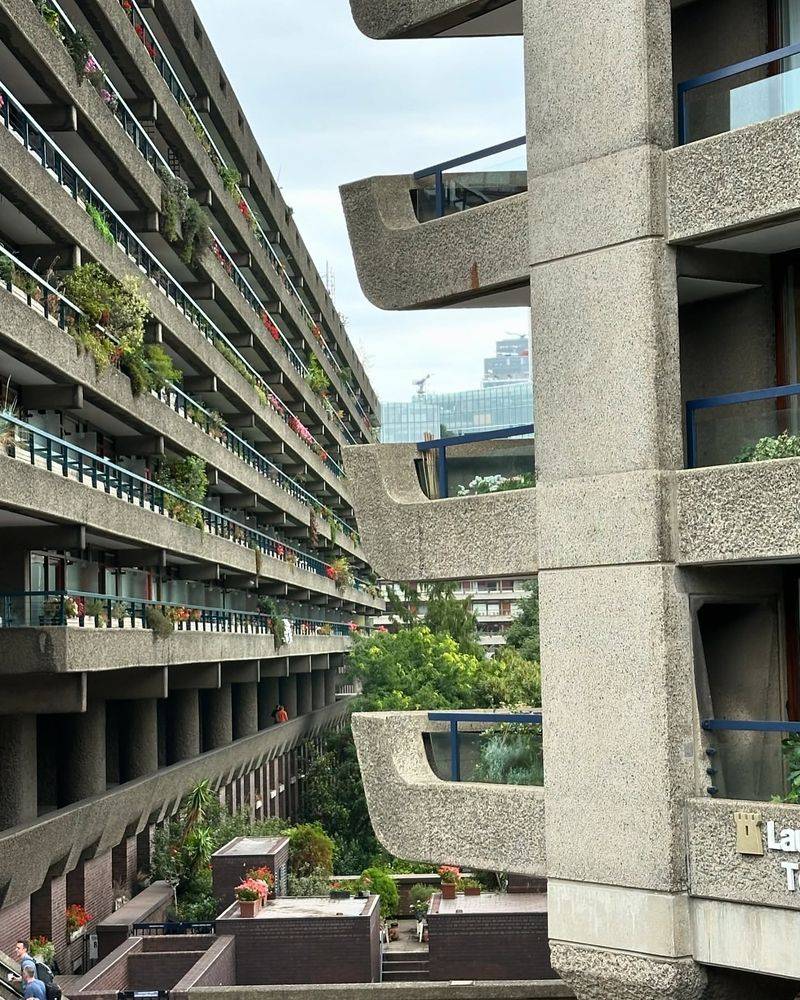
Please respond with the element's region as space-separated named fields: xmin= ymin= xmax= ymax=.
xmin=21 ymin=967 xmax=45 ymax=1000
xmin=13 ymin=942 xmax=36 ymax=979
xmin=276 ymin=705 xmax=289 ymax=723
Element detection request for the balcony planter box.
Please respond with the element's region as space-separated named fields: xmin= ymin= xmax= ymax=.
xmin=68 ymin=926 xmax=85 ymax=944
xmin=441 ymin=884 xmax=457 ymax=900
xmin=239 ymin=900 xmax=259 ymax=918
xmin=464 ymin=886 xmax=481 ymax=897
xmin=330 ymin=890 xmax=350 ymax=899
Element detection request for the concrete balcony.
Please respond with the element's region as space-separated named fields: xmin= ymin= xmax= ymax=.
xmin=340 ymin=176 xmax=528 ymax=310
xmin=342 ymin=443 xmax=537 ymax=581
xmin=351 ymin=711 xmax=545 ymax=874
xmin=0 ymin=699 xmax=350 ymax=909
xmin=676 ymin=458 xmax=800 ymax=565
xmin=686 ymin=797 xmax=800 ymax=980
xmin=348 ymin=0 xmax=522 ymax=38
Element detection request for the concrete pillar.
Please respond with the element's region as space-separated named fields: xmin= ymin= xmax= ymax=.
xmin=60 ymin=700 xmax=106 ymax=805
xmin=324 ymin=667 xmax=338 ymax=705
xmin=232 ymin=682 xmax=258 ymax=740
xmin=167 ymin=689 xmax=200 ymax=763
xmin=297 ymin=674 xmax=313 ymax=716
xmin=311 ymin=670 xmax=326 ymax=711
xmin=202 ymin=684 xmax=232 ymax=750
xmin=279 ymin=675 xmax=298 ymax=719
xmin=525 ymin=1 xmax=703 ymax=994
xmin=0 ymin=715 xmax=37 ymax=829
xmin=258 ymin=677 xmax=281 ymax=728
xmin=119 ymin=699 xmax=159 ymax=781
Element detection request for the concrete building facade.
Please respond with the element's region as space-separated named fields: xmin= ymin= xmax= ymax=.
xmin=0 ymin=0 xmax=382 ymax=972
xmin=341 ymin=0 xmax=800 ymax=996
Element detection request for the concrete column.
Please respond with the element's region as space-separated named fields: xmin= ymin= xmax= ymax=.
xmin=324 ymin=667 xmax=338 ymax=705
xmin=279 ymin=676 xmax=298 ymax=719
xmin=311 ymin=670 xmax=326 ymax=711
xmin=202 ymin=684 xmax=232 ymax=750
xmin=524 ymin=1 xmax=703 ymax=994
xmin=0 ymin=715 xmax=37 ymax=829
xmin=258 ymin=677 xmax=281 ymax=728
xmin=167 ymin=689 xmax=200 ymax=763
xmin=297 ymin=674 xmax=313 ymax=716
xmin=60 ymin=700 xmax=106 ymax=805
xmin=232 ymin=682 xmax=258 ymax=740
xmin=119 ymin=699 xmax=159 ymax=781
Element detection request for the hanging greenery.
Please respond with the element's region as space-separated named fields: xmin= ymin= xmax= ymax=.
xmin=257 ymin=595 xmax=287 ymax=647
xmin=86 ymin=203 xmax=115 ymax=246
xmin=158 ymin=167 xmax=210 ymax=266
xmin=306 ymin=354 xmax=330 ymax=397
xmin=156 ymin=455 xmax=208 ymax=528
xmin=218 ymin=165 xmax=241 ymax=197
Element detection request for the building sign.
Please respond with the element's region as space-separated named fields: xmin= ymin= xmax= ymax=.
xmin=734 ymin=810 xmax=800 ymax=891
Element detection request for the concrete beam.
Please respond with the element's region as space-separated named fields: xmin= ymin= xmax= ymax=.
xmin=0 ymin=672 xmax=86 ymax=714
xmin=184 ymin=374 xmax=218 ymax=393
xmin=227 ymin=413 xmax=256 ymax=431
xmin=116 ymin=435 xmax=165 ymax=457
xmin=227 ymin=332 xmax=255 ymax=349
xmin=89 ymin=667 xmax=168 ymax=700
xmin=18 ymin=383 xmax=83 ymax=410
xmin=310 ymin=655 xmax=329 ymax=671
xmin=144 ymin=320 xmax=163 ymax=344
xmin=222 ymin=573 xmax=257 ymax=589
xmin=116 ymin=548 xmax=167 ymax=569
xmin=168 ymin=662 xmax=221 ymax=690
xmin=176 ymin=563 xmax=220 ymax=582
xmin=221 ymin=660 xmax=260 ymax=684
xmin=126 ymin=98 xmax=157 ymax=121
xmin=121 ymin=210 xmax=160 ymax=233
xmin=14 ymin=244 xmax=80 ymax=271
xmin=184 ymin=281 xmax=215 ymax=302
xmin=260 ymin=658 xmax=289 ymax=678
xmin=190 ymin=188 xmax=213 ymax=207
xmin=0 ymin=525 xmax=85 ymax=551
xmin=26 ymin=103 xmax=77 ymax=132
xmin=230 ymin=250 xmax=251 ymax=268
xmin=288 ymin=656 xmax=312 ymax=674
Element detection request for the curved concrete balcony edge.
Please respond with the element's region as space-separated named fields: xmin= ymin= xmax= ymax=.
xmin=340 ymin=175 xmax=528 ymax=310
xmin=348 ymin=0 xmax=522 ymax=38
xmin=342 ymin=443 xmax=538 ymax=581
xmin=0 ymin=700 xmax=351 ymax=909
xmin=351 ymin=711 xmax=546 ymax=875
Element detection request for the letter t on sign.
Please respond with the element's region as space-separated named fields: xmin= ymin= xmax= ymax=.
xmin=782 ymin=861 xmax=800 ymax=891
xmin=735 ymin=811 xmax=764 ymax=856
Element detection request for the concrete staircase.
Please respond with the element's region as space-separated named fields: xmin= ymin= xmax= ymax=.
xmin=382 ymin=951 xmax=431 ymax=982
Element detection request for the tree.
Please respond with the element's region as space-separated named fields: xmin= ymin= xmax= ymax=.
xmin=475 ymin=645 xmax=541 ymax=708
xmin=386 ymin=583 xmax=483 ymax=658
xmin=505 ymin=580 xmax=540 ymax=663
xmin=359 ymin=867 xmax=399 ymax=918
xmin=287 ymin=823 xmax=335 ymax=876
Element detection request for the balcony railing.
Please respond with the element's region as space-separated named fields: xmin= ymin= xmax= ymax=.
xmin=427 ymin=710 xmax=542 ymax=782
xmin=685 ymin=383 xmax=800 ymax=468
xmin=113 ymin=0 xmax=376 ymax=432
xmin=677 ymin=42 xmax=800 ymax=144
xmin=0 ymin=245 xmax=359 ymax=545
xmin=32 ymin=0 xmax=375 ymax=437
xmin=417 ymin=422 xmax=535 ymax=498
xmin=0 ymin=413 xmax=376 ymax=593
xmin=0 ymin=589 xmax=359 ymax=635
xmin=0 ymin=79 xmax=343 ymax=477
xmin=701 ymin=717 xmax=800 ymax=800
xmin=412 ymin=136 xmax=527 ymax=221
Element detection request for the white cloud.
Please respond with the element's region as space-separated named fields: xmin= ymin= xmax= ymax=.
xmin=193 ymin=0 xmax=527 ymax=402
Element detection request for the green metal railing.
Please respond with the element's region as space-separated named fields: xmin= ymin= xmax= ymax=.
xmin=0 ymin=244 xmax=360 ymax=545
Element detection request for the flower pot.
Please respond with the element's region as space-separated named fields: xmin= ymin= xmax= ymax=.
xmin=330 ymin=890 xmax=350 ymax=899
xmin=238 ymin=899 xmax=259 ymax=918
xmin=441 ymin=883 xmax=457 ymax=900
xmin=464 ymin=886 xmax=481 ymax=896
xmin=68 ymin=927 xmax=85 ymax=943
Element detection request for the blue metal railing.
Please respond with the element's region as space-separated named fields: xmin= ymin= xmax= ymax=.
xmin=677 ymin=42 xmax=800 ymax=145
xmin=0 ymin=78 xmax=344 ymax=478
xmin=413 ymin=136 xmax=526 ymax=218
xmin=685 ymin=383 xmax=800 ymax=468
xmin=0 ymin=413 xmax=374 ymax=591
xmin=0 ymin=245 xmax=359 ymax=546
xmin=417 ymin=422 xmax=534 ymax=498
xmin=702 ymin=719 xmax=800 ymax=733
xmin=428 ymin=710 xmax=542 ymax=781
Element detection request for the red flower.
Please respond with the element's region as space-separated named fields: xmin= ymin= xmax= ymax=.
xmin=325 ymin=566 xmax=336 ymax=580
xmin=238 ymin=199 xmax=251 ymax=222
xmin=262 ymin=314 xmax=281 ymax=342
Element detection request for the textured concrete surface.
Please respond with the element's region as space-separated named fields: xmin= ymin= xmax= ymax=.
xmin=342 ymin=443 xmax=537 ymax=580
xmin=687 ymin=797 xmax=800 ymax=909
xmin=667 ymin=110 xmax=800 ymax=243
xmin=189 ymin=983 xmax=572 ymax=1000
xmin=676 ymin=458 xmax=800 ymax=565
xmin=340 ymin=176 xmax=528 ymax=309
xmin=530 ymin=240 xmax=681 ymax=482
xmin=0 ymin=700 xmax=350 ymax=908
xmin=351 ymin=712 xmax=546 ymax=875
xmin=539 ymin=564 xmax=694 ymax=892
xmin=348 ymin=0 xmax=520 ymax=37
xmin=549 ymin=943 xmax=707 ymax=1000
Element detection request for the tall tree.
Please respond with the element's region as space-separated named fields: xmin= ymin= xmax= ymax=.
xmin=505 ymin=580 xmax=540 ymax=663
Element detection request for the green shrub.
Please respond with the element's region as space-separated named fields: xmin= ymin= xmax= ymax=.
xmin=408 ymin=883 xmax=435 ymax=918
xmin=774 ymin=734 xmax=800 ymax=804
xmin=257 ymin=595 xmax=287 ymax=647
xmin=218 ymin=165 xmax=241 ymax=197
xmin=306 ymin=354 xmax=331 ymax=396
xmin=157 ymin=456 xmax=208 ymax=528
xmin=146 ymin=607 xmax=174 ymax=638
xmin=358 ymin=867 xmax=399 ymax=919
xmin=734 ymin=430 xmax=800 ymax=464
xmin=86 ymin=203 xmax=115 ymax=245
xmin=474 ymin=725 xmax=544 ymax=786
xmin=287 ymin=869 xmax=331 ymax=897
xmin=288 ymin=823 xmax=335 ymax=877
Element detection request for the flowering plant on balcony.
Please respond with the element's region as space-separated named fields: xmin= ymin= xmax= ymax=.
xmin=212 ymin=240 xmax=234 ymax=277
xmin=65 ymin=904 xmax=92 ymax=933
xmin=438 ymin=865 xmax=460 ymax=885
xmin=347 ymin=621 xmax=359 ymax=634
xmin=275 ymin=544 xmax=285 ymax=558
xmin=234 ymin=878 xmax=268 ymax=902
xmin=246 ymin=866 xmax=275 ymax=888
xmin=262 ymin=314 xmax=281 ymax=343
xmin=29 ymin=938 xmax=55 ymax=966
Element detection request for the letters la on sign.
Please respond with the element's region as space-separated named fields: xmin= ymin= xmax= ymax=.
xmin=735 ymin=811 xmax=800 ymax=891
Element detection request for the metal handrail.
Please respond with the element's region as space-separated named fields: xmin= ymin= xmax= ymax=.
xmin=0 ymin=244 xmax=358 ymax=543
xmin=701 ymin=719 xmax=800 ymax=733
xmin=0 ymin=78 xmax=344 ymax=477
xmin=34 ymin=0 xmax=371 ymax=436
xmin=413 ymin=136 xmax=526 ymax=218
xmin=0 ymin=413 xmax=373 ymax=590
xmin=684 ymin=382 xmax=800 ymax=468
xmin=676 ymin=41 xmax=800 ymax=144
xmin=428 ymin=710 xmax=542 ymax=782
xmin=417 ymin=422 xmax=535 ymax=498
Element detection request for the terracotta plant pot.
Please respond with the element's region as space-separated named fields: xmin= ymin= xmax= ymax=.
xmin=464 ymin=886 xmax=481 ymax=896
xmin=238 ymin=899 xmax=259 ymax=918
xmin=441 ymin=883 xmax=457 ymax=900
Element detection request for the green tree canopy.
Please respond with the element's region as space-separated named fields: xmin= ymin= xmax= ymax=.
xmin=504 ymin=580 xmax=540 ymax=663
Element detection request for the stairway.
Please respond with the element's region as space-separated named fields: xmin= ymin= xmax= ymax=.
xmin=382 ymin=951 xmax=431 ymax=982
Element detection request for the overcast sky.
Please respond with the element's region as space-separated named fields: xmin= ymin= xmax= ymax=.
xmin=193 ymin=0 xmax=527 ymax=404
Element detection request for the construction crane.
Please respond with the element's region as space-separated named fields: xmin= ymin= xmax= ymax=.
xmin=413 ymin=374 xmax=432 ymax=396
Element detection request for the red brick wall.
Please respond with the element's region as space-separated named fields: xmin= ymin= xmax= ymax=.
xmin=211 ymin=841 xmax=289 ymax=908
xmin=127 ymin=951 xmax=205 ymax=989
xmin=428 ymin=910 xmax=556 ymax=981
xmin=83 ymin=852 xmax=114 ymax=926
xmin=0 ymin=897 xmax=30 ymax=955
xmin=30 ymin=875 xmax=67 ymax=971
xmin=111 ymin=837 xmax=138 ymax=899
xmin=174 ymin=935 xmax=236 ymax=991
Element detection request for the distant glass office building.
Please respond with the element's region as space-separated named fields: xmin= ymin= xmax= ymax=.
xmin=380 ymin=381 xmax=533 ymax=443
xmin=482 ymin=333 xmax=530 ymax=388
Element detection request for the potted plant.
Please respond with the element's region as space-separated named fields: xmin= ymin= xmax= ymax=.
xmin=246 ymin=866 xmax=275 ymax=901
xmin=329 ymin=880 xmax=350 ymax=900
xmin=234 ymin=879 xmax=264 ymax=918
xmin=438 ymin=865 xmax=460 ymax=900
xmin=64 ymin=596 xmax=84 ymax=623
xmin=29 ymin=937 xmax=55 ymax=967
xmin=461 ymin=878 xmax=481 ymax=897
xmin=42 ymin=596 xmax=63 ymax=625
xmin=409 ymin=883 xmax=435 ymax=920
xmin=111 ymin=601 xmax=128 ymax=627
xmin=84 ymin=598 xmax=108 ymax=628
xmin=65 ymin=904 xmax=92 ymax=941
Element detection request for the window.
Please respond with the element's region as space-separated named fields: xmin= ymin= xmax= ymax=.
xmin=193 ymin=18 xmax=203 ymax=43
xmin=219 ymin=73 xmax=227 ymax=93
